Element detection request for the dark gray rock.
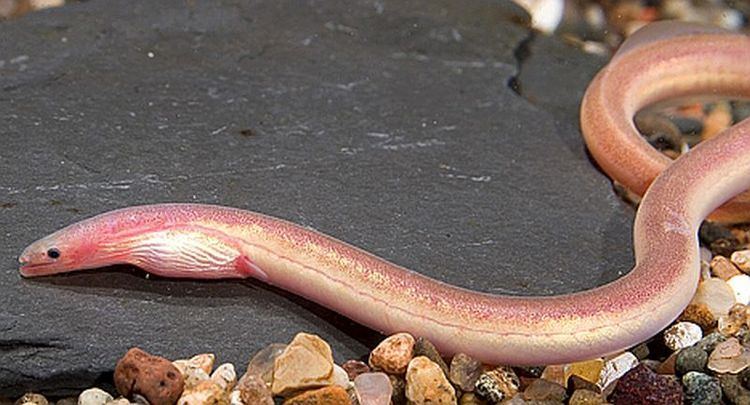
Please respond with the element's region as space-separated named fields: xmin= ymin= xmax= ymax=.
xmin=0 ymin=0 xmax=634 ymax=396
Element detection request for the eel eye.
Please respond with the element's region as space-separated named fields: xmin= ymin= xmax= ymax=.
xmin=47 ymin=248 xmax=61 ymax=259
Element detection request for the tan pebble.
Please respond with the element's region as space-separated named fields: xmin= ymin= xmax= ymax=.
xmin=539 ymin=364 xmax=568 ymax=387
xmin=13 ymin=393 xmax=47 ymax=405
xmin=246 ymin=343 xmax=286 ymax=385
xmin=182 ymin=367 xmax=210 ymax=390
xmin=211 ymin=363 xmax=237 ymax=392
xmin=405 ymin=356 xmax=456 ymax=404
xmin=708 ymin=337 xmax=750 ymax=374
xmin=597 ymin=352 xmax=638 ymax=390
xmin=569 ymin=389 xmax=606 ymax=405
xmin=177 ymin=380 xmax=229 ymax=405
xmin=237 ymin=373 xmax=272 ymax=405
xmin=114 ymin=348 xmax=184 ymax=405
xmin=664 ymin=322 xmax=703 ymax=351
xmin=732 ymin=250 xmax=750 ymax=272
xmin=459 ymin=392 xmax=487 ymax=405
xmin=719 ymin=303 xmax=750 ymax=336
xmin=568 ymin=359 xmax=603 ymax=385
xmin=104 ymin=398 xmax=130 ymax=405
xmin=78 ymin=388 xmax=113 ymax=405
xmin=272 ymin=332 xmax=335 ymax=397
xmin=282 ymin=386 xmax=350 ymax=405
xmin=689 ymin=278 xmax=737 ymax=319
xmin=369 ymin=332 xmax=415 ymax=375
xmin=712 ymin=256 xmax=741 ymax=280
xmin=680 ymin=302 xmax=717 ymax=329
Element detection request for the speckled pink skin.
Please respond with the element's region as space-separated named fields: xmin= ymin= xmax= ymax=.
xmin=18 ymin=22 xmax=750 ymax=365
xmin=581 ymin=21 xmax=750 ymax=223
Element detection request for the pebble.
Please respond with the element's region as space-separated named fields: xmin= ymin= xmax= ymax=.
xmin=458 ymin=392 xmax=487 ymax=405
xmin=682 ymin=371 xmax=721 ymax=405
xmin=522 ymin=378 xmax=566 ymax=402
xmin=236 ymin=373 xmax=273 ymax=405
xmin=698 ymin=332 xmax=728 ymax=352
xmin=568 ymin=389 xmax=606 ymax=405
xmin=210 ymin=363 xmax=237 ymax=392
xmin=13 ymin=393 xmax=47 ymax=405
xmin=388 ymin=374 xmax=406 ymax=405
xmin=474 ymin=366 xmax=519 ymax=403
xmin=104 ymin=398 xmax=130 ymax=405
xmin=354 ymin=372 xmax=392 ymax=405
xmin=449 ymin=353 xmax=482 ymax=392
xmin=711 ymin=255 xmax=742 ymax=280
xmin=246 ymin=343 xmax=286 ymax=385
xmin=719 ymin=303 xmax=750 ymax=336
xmin=77 ymin=388 xmax=113 ymax=405
xmin=663 ymin=321 xmax=702 ymax=351
xmin=114 ymin=348 xmax=184 ymax=405
xmin=674 ymin=345 xmax=708 ymax=375
xmin=272 ymin=332 xmax=335 ymax=397
xmin=730 ymin=275 xmax=750 ymax=305
xmin=177 ymin=380 xmax=229 ymax=405
xmin=732 ymin=250 xmax=750 ymax=272
xmin=609 ymin=364 xmax=683 ymax=404
xmin=405 ymin=356 xmax=456 ymax=404
xmin=596 ymin=352 xmax=638 ymax=391
xmin=342 ymin=360 xmax=370 ymax=381
xmin=568 ymin=359 xmax=603 ymax=385
xmin=282 ymin=385 xmax=350 ymax=405
xmin=413 ymin=337 xmax=449 ymax=376
xmin=708 ymin=337 xmax=750 ymax=373
xmin=228 ymin=390 xmax=243 ymax=405
xmin=539 ymin=364 xmax=567 ymax=387
xmin=689 ymin=278 xmax=737 ymax=321
xmin=173 ymin=353 xmax=215 ymax=376
xmin=369 ymin=332 xmax=415 ymax=375
xmin=680 ymin=302 xmax=718 ymax=330
xmin=720 ymin=374 xmax=750 ymax=405
xmin=333 ymin=364 xmax=350 ymax=388
xmin=655 ymin=352 xmax=677 ymax=375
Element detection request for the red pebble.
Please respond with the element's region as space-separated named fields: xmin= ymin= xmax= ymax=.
xmin=610 ymin=364 xmax=683 ymax=405
xmin=114 ymin=347 xmax=184 ymax=405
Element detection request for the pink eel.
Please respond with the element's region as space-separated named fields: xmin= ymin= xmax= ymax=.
xmin=18 ymin=22 xmax=750 ymax=365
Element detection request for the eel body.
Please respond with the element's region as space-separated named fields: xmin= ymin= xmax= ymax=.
xmin=18 ymin=22 xmax=750 ymax=365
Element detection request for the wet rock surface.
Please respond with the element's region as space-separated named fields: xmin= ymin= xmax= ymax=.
xmin=0 ymin=0 xmax=633 ymax=396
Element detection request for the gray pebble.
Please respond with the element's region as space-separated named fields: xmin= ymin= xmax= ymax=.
xmin=675 ymin=345 xmax=708 ymax=375
xmin=683 ymin=372 xmax=721 ymax=405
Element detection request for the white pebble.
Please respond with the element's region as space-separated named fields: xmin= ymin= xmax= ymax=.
xmin=333 ymin=364 xmax=350 ymax=388
xmin=211 ymin=363 xmax=237 ymax=392
xmin=729 ymin=275 xmax=750 ymax=305
xmin=597 ymin=352 xmax=638 ymax=390
xmin=732 ymin=250 xmax=750 ymax=272
xmin=664 ymin=322 xmax=703 ymax=351
xmin=78 ymin=388 xmax=113 ymax=405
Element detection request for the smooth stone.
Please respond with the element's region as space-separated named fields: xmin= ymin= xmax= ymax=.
xmin=77 ymin=388 xmax=113 ymax=405
xmin=354 ymin=372 xmax=392 ymax=405
xmin=369 ymin=333 xmax=415 ymax=375
xmin=413 ymin=337 xmax=449 ymax=377
xmin=733 ymin=250 xmax=750 ymax=272
xmin=236 ymin=373 xmax=273 ymax=405
xmin=210 ymin=363 xmax=237 ymax=392
xmin=568 ymin=359 xmax=603 ymax=385
xmin=173 ymin=354 xmax=216 ymax=376
xmin=711 ymin=255 xmax=741 ymax=280
xmin=475 ymin=367 xmax=519 ymax=403
xmin=282 ymin=386 xmax=350 ymax=405
xmin=246 ymin=343 xmax=286 ymax=386
xmin=177 ymin=380 xmax=229 ymax=405
xmin=449 ymin=353 xmax=482 ymax=392
xmin=272 ymin=333 xmax=335 ymax=397
xmin=675 ymin=345 xmax=708 ymax=375
xmin=13 ymin=394 xmax=47 ymax=405
xmin=522 ymin=378 xmax=566 ymax=402
xmin=663 ymin=322 xmax=702 ymax=351
xmin=596 ymin=352 xmax=638 ymax=391
xmin=342 ymin=360 xmax=370 ymax=381
xmin=405 ymin=356 xmax=456 ymax=404
xmin=720 ymin=374 xmax=750 ymax=405
xmin=708 ymin=337 xmax=750 ymax=374
xmin=690 ymin=278 xmax=737 ymax=320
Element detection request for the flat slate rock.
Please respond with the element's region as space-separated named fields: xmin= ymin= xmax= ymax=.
xmin=0 ymin=0 xmax=632 ymax=396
